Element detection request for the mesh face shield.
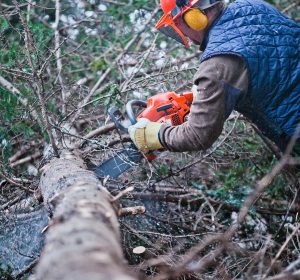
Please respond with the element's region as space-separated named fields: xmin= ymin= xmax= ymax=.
xmin=155 ymin=14 xmax=189 ymax=47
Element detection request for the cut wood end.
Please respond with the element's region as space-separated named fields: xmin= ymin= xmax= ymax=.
xmin=133 ymin=246 xmax=146 ymax=255
xmin=118 ymin=206 xmax=146 ymax=217
xmin=61 ymin=151 xmax=76 ymax=159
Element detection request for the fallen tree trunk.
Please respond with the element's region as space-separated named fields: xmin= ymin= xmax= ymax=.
xmin=35 ymin=151 xmax=136 ymax=280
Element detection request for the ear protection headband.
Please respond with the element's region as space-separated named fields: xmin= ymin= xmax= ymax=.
xmin=183 ymin=8 xmax=208 ymax=31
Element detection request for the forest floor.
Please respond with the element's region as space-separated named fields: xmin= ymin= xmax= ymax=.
xmin=1 ymin=1 xmax=300 ymax=279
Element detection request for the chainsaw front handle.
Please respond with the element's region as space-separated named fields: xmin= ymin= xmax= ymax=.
xmin=125 ymin=100 xmax=147 ymax=125
xmin=107 ymin=106 xmax=129 ymax=132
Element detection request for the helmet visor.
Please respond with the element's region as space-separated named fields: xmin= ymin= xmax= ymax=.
xmin=155 ymin=14 xmax=190 ymax=48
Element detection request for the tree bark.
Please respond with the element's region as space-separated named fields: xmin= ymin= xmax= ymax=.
xmin=35 ymin=151 xmax=136 ymax=280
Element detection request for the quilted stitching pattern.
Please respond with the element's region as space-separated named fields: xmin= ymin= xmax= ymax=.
xmin=201 ymin=0 xmax=300 ymax=142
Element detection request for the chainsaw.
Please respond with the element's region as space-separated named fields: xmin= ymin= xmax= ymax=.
xmin=94 ymin=91 xmax=193 ymax=179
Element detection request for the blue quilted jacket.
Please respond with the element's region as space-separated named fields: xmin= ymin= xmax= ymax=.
xmin=201 ymin=0 xmax=300 ymax=151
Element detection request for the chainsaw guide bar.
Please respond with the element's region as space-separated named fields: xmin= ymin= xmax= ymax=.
xmin=94 ymin=144 xmax=142 ymax=179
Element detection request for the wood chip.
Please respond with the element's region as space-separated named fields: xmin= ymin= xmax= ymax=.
xmin=132 ymin=246 xmax=146 ymax=255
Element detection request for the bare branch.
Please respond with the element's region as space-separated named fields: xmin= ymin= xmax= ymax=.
xmin=13 ymin=0 xmax=59 ymax=157
xmin=53 ymin=0 xmax=69 ymax=115
xmin=70 ymin=6 xmax=160 ymax=123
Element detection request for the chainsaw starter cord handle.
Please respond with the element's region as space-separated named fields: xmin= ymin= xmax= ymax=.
xmin=126 ymin=100 xmax=147 ymax=125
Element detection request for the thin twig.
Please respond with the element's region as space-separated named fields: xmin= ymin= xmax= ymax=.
xmin=151 ymin=114 xmax=240 ymax=185
xmin=53 ymin=0 xmax=68 ymax=115
xmin=0 ymin=75 xmax=39 ymax=121
xmin=14 ymin=0 xmax=59 ymax=157
xmin=0 ymin=171 xmax=34 ymax=193
xmin=70 ymin=6 xmax=160 ymax=123
xmin=10 ymin=151 xmax=41 ymax=168
xmin=262 ymin=223 xmax=300 ymax=279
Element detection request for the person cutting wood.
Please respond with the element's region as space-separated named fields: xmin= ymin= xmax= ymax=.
xmin=129 ymin=0 xmax=300 ymax=156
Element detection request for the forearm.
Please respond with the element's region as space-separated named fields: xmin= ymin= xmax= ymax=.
xmin=159 ymin=91 xmax=225 ymax=152
xmin=159 ymin=55 xmax=248 ymax=152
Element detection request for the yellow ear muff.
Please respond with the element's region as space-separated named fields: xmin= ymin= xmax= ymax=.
xmin=183 ymin=9 xmax=208 ymax=31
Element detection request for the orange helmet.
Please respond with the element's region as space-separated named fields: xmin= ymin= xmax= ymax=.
xmin=155 ymin=0 xmax=220 ymax=48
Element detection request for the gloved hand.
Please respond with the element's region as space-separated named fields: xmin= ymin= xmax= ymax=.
xmin=128 ymin=118 xmax=163 ymax=153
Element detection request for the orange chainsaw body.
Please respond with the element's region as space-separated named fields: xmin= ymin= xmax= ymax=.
xmin=137 ymin=91 xmax=193 ymax=125
xmin=96 ymin=91 xmax=194 ymax=178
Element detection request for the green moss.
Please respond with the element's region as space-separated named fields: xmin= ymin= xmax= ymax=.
xmin=0 ymin=265 xmax=14 ymax=280
xmin=90 ymin=58 xmax=108 ymax=72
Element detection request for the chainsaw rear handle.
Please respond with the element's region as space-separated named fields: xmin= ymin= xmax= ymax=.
xmin=125 ymin=100 xmax=147 ymax=125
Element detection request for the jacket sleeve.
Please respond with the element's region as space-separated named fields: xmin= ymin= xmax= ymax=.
xmin=159 ymin=54 xmax=249 ymax=152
